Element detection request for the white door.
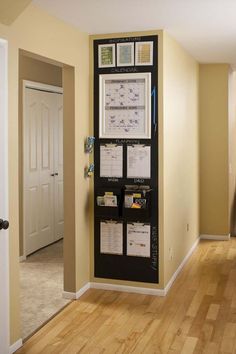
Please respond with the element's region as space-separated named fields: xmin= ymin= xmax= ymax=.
xmin=0 ymin=39 xmax=9 ymax=354
xmin=24 ymin=85 xmax=63 ymax=255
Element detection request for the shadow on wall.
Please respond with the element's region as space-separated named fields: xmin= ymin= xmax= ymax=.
xmin=230 ymin=189 xmax=236 ymax=237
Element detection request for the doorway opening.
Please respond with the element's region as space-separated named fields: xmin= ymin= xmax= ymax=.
xmin=18 ymin=51 xmax=75 ymax=340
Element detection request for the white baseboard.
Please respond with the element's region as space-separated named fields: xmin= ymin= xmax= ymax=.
xmin=62 ymin=237 xmax=200 ymax=300
xmin=62 ymin=282 xmax=91 ymax=300
xmin=9 ymin=338 xmax=22 ymax=353
xmin=19 ymin=255 xmax=26 ymax=262
xmin=200 ymin=234 xmax=230 ymax=241
xmin=90 ymin=282 xmax=166 ymax=296
xmin=163 ymin=237 xmax=200 ymax=295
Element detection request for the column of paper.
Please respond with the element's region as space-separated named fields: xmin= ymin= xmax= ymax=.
xmin=100 ymin=145 xmax=123 ymax=178
xmin=100 ymin=221 xmax=123 ymax=255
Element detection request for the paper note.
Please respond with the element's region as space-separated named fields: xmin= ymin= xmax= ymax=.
xmin=135 ymin=41 xmax=153 ymax=66
xmin=127 ymin=145 xmax=151 ymax=179
xmin=127 ymin=223 xmax=150 ymax=257
xmin=100 ymin=144 xmax=123 ymax=178
xmin=100 ymin=221 xmax=123 ymax=255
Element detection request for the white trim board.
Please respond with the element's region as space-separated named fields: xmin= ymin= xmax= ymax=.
xmin=200 ymin=234 xmax=230 ymax=241
xmin=62 ymin=283 xmax=91 ymax=300
xmin=19 ymin=255 xmax=26 ymax=262
xmin=23 ymin=80 xmax=63 ymax=94
xmin=90 ymin=282 xmax=165 ymax=296
xmin=164 ymin=237 xmax=200 ymax=295
xmin=66 ymin=237 xmax=200 ymax=299
xmin=0 ymin=38 xmax=10 ymax=354
xmin=9 ymin=338 xmax=23 ymax=354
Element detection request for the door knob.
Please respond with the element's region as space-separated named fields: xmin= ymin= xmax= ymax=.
xmin=55 ymin=173 xmax=58 ymax=176
xmin=51 ymin=173 xmax=55 ymax=177
xmin=0 ymin=219 xmax=9 ymax=230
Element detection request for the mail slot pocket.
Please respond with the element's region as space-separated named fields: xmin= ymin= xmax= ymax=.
xmin=95 ymin=188 xmax=122 ymax=218
xmin=122 ymin=186 xmax=151 ymax=221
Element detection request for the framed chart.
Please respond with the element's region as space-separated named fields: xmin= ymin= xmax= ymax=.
xmin=98 ymin=44 xmax=115 ymax=68
xmin=99 ymin=72 xmax=151 ymax=139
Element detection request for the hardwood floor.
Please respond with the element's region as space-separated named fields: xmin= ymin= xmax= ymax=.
xmin=16 ymin=239 xmax=236 ymax=353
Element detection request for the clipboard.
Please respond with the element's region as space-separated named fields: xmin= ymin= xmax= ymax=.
xmin=100 ymin=143 xmax=123 ymax=178
xmin=127 ymin=144 xmax=151 ymax=179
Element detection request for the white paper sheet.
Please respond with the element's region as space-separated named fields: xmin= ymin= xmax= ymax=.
xmin=127 ymin=145 xmax=151 ymax=179
xmin=100 ymin=221 xmax=123 ymax=255
xmin=127 ymin=223 xmax=150 ymax=257
xmin=100 ymin=144 xmax=123 ymax=178
xmin=100 ymin=73 xmax=151 ymax=138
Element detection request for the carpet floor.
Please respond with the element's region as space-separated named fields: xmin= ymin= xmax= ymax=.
xmin=20 ymin=240 xmax=70 ymax=339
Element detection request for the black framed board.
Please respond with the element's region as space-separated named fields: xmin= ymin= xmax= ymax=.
xmin=93 ymin=35 xmax=158 ymax=283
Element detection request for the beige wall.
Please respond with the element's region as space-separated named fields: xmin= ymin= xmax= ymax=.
xmin=0 ymin=3 xmax=90 ymax=344
xmin=228 ymin=69 xmax=236 ymax=236
xmin=19 ymin=54 xmax=62 ymax=256
xmin=199 ymin=64 xmax=230 ymax=236
xmin=163 ymin=32 xmax=199 ymax=285
xmin=0 ymin=0 xmax=32 ymax=25
xmin=90 ymin=30 xmax=199 ymax=289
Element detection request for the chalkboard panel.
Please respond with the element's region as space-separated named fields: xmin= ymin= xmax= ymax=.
xmin=93 ymin=35 xmax=158 ymax=283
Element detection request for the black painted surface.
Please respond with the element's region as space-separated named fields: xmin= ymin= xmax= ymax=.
xmin=93 ymin=35 xmax=159 ymax=283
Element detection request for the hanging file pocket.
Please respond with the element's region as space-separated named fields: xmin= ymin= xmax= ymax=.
xmin=95 ymin=187 xmax=122 ymax=218
xmin=123 ymin=185 xmax=151 ymax=221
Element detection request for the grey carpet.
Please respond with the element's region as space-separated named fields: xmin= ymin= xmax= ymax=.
xmin=20 ymin=240 xmax=70 ymax=339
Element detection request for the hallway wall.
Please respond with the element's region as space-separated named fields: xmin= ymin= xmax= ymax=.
xmin=0 ymin=2 xmax=90 ymax=345
xmin=199 ymin=64 xmax=230 ymax=236
xmin=163 ymin=32 xmax=199 ymax=285
xmin=228 ymin=69 xmax=236 ymax=236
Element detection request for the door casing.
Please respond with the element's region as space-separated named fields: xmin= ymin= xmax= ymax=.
xmin=0 ymin=38 xmax=10 ymax=353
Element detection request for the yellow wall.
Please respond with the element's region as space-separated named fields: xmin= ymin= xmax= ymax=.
xmin=90 ymin=30 xmax=200 ymax=289
xmin=0 ymin=3 xmax=90 ymax=344
xmin=18 ymin=54 xmax=62 ymax=256
xmin=0 ymin=0 xmax=31 ymax=25
xmin=228 ymin=69 xmax=236 ymax=236
xmin=163 ymin=32 xmax=199 ymax=285
xmin=199 ymin=64 xmax=230 ymax=236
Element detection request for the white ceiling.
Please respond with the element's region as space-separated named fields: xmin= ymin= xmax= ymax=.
xmin=33 ymin=0 xmax=236 ymax=65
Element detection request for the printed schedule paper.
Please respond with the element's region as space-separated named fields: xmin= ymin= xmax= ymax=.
xmin=127 ymin=145 xmax=151 ymax=179
xmin=99 ymin=73 xmax=151 ymax=139
xmin=100 ymin=221 xmax=123 ymax=255
xmin=100 ymin=144 xmax=123 ymax=178
xmin=127 ymin=223 xmax=150 ymax=257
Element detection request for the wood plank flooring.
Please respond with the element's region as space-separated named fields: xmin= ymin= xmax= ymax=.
xmin=16 ymin=239 xmax=236 ymax=353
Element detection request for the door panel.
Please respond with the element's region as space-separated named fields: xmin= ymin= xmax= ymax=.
xmin=25 ymin=89 xmax=55 ymax=255
xmin=24 ymin=87 xmax=64 ymax=255
xmin=28 ymin=186 xmax=38 ymax=236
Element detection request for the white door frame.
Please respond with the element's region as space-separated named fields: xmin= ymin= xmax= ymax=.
xmin=22 ymin=80 xmax=63 ymax=258
xmin=0 ymin=38 xmax=10 ymax=354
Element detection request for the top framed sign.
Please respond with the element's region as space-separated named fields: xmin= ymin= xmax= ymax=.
xmin=99 ymin=72 xmax=151 ymax=139
xmin=98 ymin=44 xmax=115 ymax=68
